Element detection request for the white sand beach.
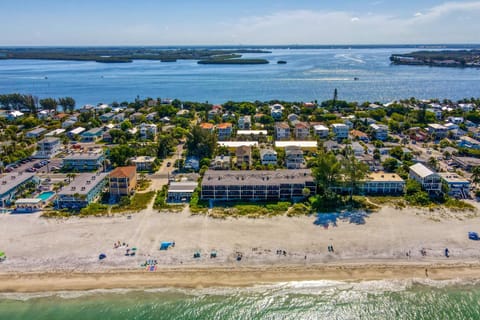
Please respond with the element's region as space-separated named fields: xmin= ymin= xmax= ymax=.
xmin=1 ymin=203 xmax=480 ymax=291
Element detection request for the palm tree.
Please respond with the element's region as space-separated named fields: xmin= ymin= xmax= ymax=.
xmin=471 ymin=166 xmax=480 ymax=187
xmin=66 ymin=173 xmax=77 ymax=183
xmin=427 ymin=157 xmax=439 ymax=171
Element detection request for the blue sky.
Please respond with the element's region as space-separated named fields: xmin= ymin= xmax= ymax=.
xmin=1 ymin=0 xmax=480 ymax=45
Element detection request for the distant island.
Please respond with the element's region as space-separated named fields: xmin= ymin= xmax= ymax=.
xmin=390 ymin=50 xmax=480 ymax=68
xmin=0 ymin=47 xmax=271 ymax=64
xmin=198 ymin=58 xmax=269 ymax=65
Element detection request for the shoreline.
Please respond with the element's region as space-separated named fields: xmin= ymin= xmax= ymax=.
xmin=2 ymin=261 xmax=480 ymax=293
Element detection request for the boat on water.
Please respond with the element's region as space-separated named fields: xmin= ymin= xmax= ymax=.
xmin=277 ymin=60 xmax=287 ymax=64
xmin=354 ymin=77 xmax=359 ymax=80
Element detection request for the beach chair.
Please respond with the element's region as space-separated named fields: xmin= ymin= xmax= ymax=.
xmin=469 ymin=232 xmax=479 ymax=240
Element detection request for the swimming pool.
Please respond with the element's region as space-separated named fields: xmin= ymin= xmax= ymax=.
xmin=37 ymin=191 xmax=55 ymax=201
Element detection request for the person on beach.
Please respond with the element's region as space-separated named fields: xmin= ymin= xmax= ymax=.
xmin=425 ymin=268 xmax=428 ymax=277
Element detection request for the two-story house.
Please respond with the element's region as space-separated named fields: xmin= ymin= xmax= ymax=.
xmin=275 ymin=122 xmax=290 ymax=140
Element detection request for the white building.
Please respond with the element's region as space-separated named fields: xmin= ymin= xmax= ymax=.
xmin=370 ymin=124 xmax=389 ymax=141
xmin=331 ymin=123 xmax=349 ymax=140
xmin=409 ymin=163 xmax=442 ymax=194
xmin=34 ymin=137 xmax=61 ymax=159
xmin=439 ymin=173 xmax=470 ymax=199
xmin=285 ymin=146 xmax=304 ymax=169
xmin=238 ymin=116 xmax=252 ymax=130
xmin=427 ymin=124 xmax=448 ymax=139
xmin=260 ymin=149 xmax=278 ymax=165
xmin=139 ymin=123 xmax=157 ymax=140
xmin=275 ymin=122 xmax=290 ymax=140
xmin=313 ymin=124 xmax=329 ymax=138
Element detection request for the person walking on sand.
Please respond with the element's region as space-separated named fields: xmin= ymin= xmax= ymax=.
xmin=425 ymin=268 xmax=428 ymax=277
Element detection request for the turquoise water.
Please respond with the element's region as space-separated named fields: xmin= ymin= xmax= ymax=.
xmin=2 ymin=48 xmax=480 ymax=106
xmin=36 ymin=191 xmax=55 ymax=201
xmin=1 ymin=280 xmax=480 ymax=319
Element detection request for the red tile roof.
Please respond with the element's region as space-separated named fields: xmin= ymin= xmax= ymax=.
xmin=110 ymin=166 xmax=137 ymax=179
xmin=217 ymin=123 xmax=232 ymax=129
xmin=200 ymin=123 xmax=214 ymax=130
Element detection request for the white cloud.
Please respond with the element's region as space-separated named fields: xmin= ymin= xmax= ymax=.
xmin=216 ymin=1 xmax=480 ymax=44
xmin=1 ymin=1 xmax=480 ymax=45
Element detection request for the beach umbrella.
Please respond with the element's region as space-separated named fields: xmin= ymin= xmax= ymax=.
xmin=99 ymin=253 xmax=107 ymax=260
xmin=131 ymin=247 xmax=137 ymax=251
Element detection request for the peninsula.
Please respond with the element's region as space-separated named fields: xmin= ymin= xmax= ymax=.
xmin=390 ymin=50 xmax=480 ymax=68
xmin=0 ymin=47 xmax=271 ymax=64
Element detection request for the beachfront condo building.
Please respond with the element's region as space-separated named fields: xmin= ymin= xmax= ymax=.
xmin=62 ymin=151 xmax=105 ymax=172
xmin=409 ymin=163 xmax=442 ymax=194
xmin=0 ymin=172 xmax=38 ymax=206
xmin=56 ymin=172 xmax=108 ymax=210
xmin=34 ymin=137 xmax=61 ymax=159
xmin=331 ymin=172 xmax=405 ymax=196
xmin=200 ymin=169 xmax=316 ymax=201
xmin=109 ymin=166 xmax=137 ymax=198
xmin=438 ymin=173 xmax=471 ymax=199
xmin=167 ymin=181 xmax=198 ymax=203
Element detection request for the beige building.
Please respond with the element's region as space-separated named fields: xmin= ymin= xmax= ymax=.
xmin=109 ymin=166 xmax=137 ymax=197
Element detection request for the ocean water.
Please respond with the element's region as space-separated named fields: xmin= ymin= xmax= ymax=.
xmin=2 ymin=48 xmax=480 ymax=106
xmin=1 ymin=280 xmax=480 ymax=319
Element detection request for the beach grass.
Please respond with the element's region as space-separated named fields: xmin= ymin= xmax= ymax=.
xmin=111 ymin=191 xmax=155 ymax=213
xmin=206 ymin=201 xmax=296 ymax=218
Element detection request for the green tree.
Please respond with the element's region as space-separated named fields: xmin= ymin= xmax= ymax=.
xmin=157 ymin=134 xmax=176 ymax=159
xmin=390 ymin=146 xmax=404 ymax=159
xmin=186 ymin=126 xmax=217 ymax=159
xmin=120 ymin=120 xmax=133 ymax=131
xmin=382 ymin=157 xmax=399 ymax=172
xmin=427 ymin=157 xmax=439 ymax=171
xmin=341 ymin=148 xmax=369 ymax=202
xmin=109 ymin=144 xmax=136 ymax=167
xmin=310 ymin=152 xmax=341 ymax=193
xmin=471 ymin=166 xmax=480 ymax=187
xmin=39 ymin=98 xmax=58 ymax=111
xmin=58 ymin=97 xmax=76 ymax=113
xmin=405 ymin=179 xmax=422 ymax=195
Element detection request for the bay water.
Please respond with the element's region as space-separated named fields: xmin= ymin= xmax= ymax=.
xmin=2 ymin=47 xmax=480 ymax=106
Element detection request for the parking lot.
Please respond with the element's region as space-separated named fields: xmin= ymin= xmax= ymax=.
xmin=5 ymin=158 xmax=63 ymax=175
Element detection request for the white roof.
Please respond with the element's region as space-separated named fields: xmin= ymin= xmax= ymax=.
xmin=9 ymin=111 xmax=24 ymax=117
xmin=15 ymin=198 xmax=43 ymax=205
xmin=218 ymin=141 xmax=258 ymax=148
xmin=69 ymin=127 xmax=85 ymax=135
xmin=313 ymin=124 xmax=329 ymax=130
xmin=428 ymin=123 xmax=447 ymax=130
xmin=275 ymin=141 xmax=318 ymax=148
xmin=331 ymin=123 xmax=348 ymax=128
xmin=237 ymin=130 xmax=267 ymax=135
xmin=46 ymin=128 xmax=66 ymax=136
xmin=410 ymin=163 xmax=435 ymax=178
xmin=438 ymin=173 xmax=470 ymax=184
